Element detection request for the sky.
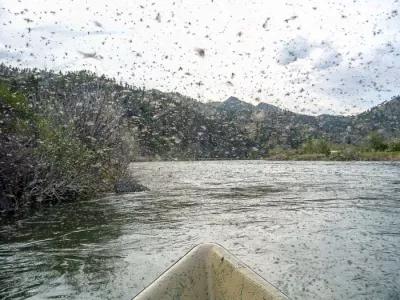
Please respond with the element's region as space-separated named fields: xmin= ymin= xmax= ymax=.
xmin=0 ymin=0 xmax=399 ymax=115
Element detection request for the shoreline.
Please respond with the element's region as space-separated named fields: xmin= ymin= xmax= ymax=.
xmin=132 ymin=153 xmax=400 ymax=163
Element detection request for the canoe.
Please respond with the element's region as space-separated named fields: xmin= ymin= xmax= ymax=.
xmin=133 ymin=243 xmax=288 ymax=300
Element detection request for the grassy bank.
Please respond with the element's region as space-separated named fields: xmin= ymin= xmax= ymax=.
xmin=267 ymin=139 xmax=400 ymax=161
xmin=266 ymin=152 xmax=400 ymax=161
xmin=357 ymin=151 xmax=400 ymax=161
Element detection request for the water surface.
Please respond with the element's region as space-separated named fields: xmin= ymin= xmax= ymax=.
xmin=1 ymin=161 xmax=400 ymax=299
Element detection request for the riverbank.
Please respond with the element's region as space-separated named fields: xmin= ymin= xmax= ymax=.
xmin=266 ymin=151 xmax=400 ymax=161
xmin=133 ymin=151 xmax=400 ymax=162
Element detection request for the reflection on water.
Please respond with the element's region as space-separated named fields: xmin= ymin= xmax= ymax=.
xmin=1 ymin=161 xmax=400 ymax=300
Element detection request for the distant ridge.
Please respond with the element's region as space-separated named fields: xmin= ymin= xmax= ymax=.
xmin=256 ymin=102 xmax=282 ymax=112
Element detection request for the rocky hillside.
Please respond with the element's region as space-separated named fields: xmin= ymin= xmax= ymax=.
xmin=1 ymin=64 xmax=399 ymax=160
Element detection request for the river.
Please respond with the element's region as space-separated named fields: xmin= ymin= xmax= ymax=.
xmin=1 ymin=161 xmax=400 ymax=299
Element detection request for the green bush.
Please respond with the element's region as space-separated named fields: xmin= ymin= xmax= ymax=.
xmin=302 ymin=139 xmax=331 ymax=156
xmin=388 ymin=139 xmax=400 ymax=152
xmin=0 ymin=80 xmax=130 ymax=211
xmin=367 ymin=132 xmax=388 ymax=151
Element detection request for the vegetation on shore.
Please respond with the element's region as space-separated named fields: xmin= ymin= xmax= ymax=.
xmin=268 ymin=135 xmax=400 ymax=161
xmin=0 ymin=71 xmax=135 ymax=211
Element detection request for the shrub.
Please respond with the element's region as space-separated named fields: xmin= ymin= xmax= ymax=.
xmin=367 ymin=132 xmax=388 ymax=152
xmin=0 ymin=78 xmax=134 ymax=211
xmin=388 ymin=139 xmax=400 ymax=152
xmin=302 ymin=138 xmax=331 ymax=156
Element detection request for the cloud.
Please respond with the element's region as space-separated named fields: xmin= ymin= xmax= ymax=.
xmin=276 ymin=37 xmax=342 ymax=70
xmin=310 ymin=44 xmax=342 ymax=70
xmin=276 ymin=36 xmax=311 ymax=65
xmin=31 ymin=25 xmax=121 ymax=38
xmin=0 ymin=50 xmax=20 ymax=60
xmin=308 ymin=40 xmax=400 ymax=112
xmin=0 ymin=43 xmax=23 ymax=60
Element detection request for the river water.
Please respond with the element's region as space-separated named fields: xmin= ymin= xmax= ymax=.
xmin=1 ymin=161 xmax=399 ymax=300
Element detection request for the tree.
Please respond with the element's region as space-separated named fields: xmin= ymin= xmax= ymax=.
xmin=367 ymin=132 xmax=388 ymax=151
xmin=388 ymin=139 xmax=400 ymax=152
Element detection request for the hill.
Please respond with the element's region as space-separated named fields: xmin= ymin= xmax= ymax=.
xmin=1 ymin=64 xmax=399 ymax=160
